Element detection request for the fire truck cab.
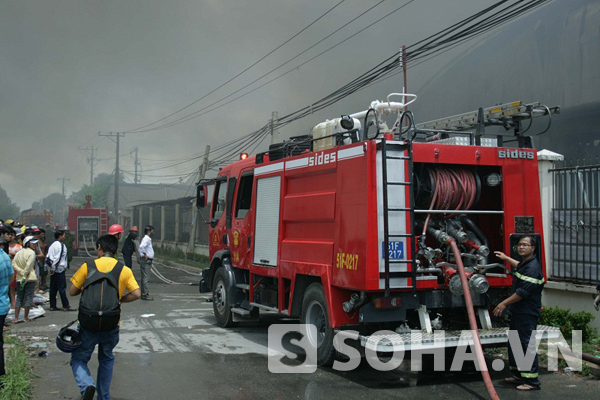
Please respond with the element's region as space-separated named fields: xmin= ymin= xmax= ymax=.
xmin=197 ymin=94 xmax=560 ymax=365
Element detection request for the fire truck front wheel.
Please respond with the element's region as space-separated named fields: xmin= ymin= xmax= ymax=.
xmin=301 ymin=283 xmax=335 ymax=366
xmin=212 ymin=268 xmax=238 ymax=327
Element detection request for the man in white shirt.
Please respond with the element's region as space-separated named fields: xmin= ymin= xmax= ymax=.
xmin=138 ymin=225 xmax=154 ymax=301
xmin=47 ymin=230 xmax=73 ymax=311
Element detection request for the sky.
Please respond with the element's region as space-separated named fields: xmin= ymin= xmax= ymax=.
xmin=0 ymin=0 xmax=583 ymax=211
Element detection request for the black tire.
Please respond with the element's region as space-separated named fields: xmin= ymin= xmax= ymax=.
xmin=301 ymin=283 xmax=336 ymax=366
xmin=212 ymin=268 xmax=238 ymax=327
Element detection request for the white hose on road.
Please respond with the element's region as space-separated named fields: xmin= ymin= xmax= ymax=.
xmin=150 ymin=263 xmax=192 ymax=285
xmin=81 ymin=235 xmax=95 ymax=258
xmin=155 ymin=261 xmax=202 ymax=277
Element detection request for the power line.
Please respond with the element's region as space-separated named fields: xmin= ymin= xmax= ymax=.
xmin=121 ymin=0 xmax=349 ymax=134
xmin=122 ymin=0 xmax=399 ymax=133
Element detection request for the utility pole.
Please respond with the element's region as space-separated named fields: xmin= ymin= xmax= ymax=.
xmin=99 ymin=132 xmax=125 ymax=221
xmin=57 ymin=177 xmax=70 ymax=198
xmin=188 ymin=145 xmax=210 ymax=256
xmin=270 ymin=111 xmax=279 ymax=145
xmin=134 ymin=147 xmax=140 ymax=184
xmin=199 ymin=145 xmax=210 ymax=179
xmin=57 ymin=177 xmax=70 ymax=225
xmin=78 ymin=146 xmax=98 ymax=186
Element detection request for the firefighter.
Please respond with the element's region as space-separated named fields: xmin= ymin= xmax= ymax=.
xmin=121 ymin=226 xmax=138 ymax=269
xmin=108 ymin=224 xmax=124 ymax=241
xmin=108 ymin=224 xmax=124 ymax=262
xmin=493 ymin=236 xmax=544 ymax=391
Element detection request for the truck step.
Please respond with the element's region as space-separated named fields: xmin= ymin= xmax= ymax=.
xmin=231 ymin=307 xmax=251 ymax=316
xmin=249 ymin=302 xmax=283 ymax=313
xmin=335 ymin=325 xmax=561 ymax=352
xmin=236 ymin=283 xmax=250 ymax=290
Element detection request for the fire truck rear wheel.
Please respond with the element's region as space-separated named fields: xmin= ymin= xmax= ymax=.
xmin=212 ymin=268 xmax=238 ymax=327
xmin=301 ymin=283 xmax=335 ymax=366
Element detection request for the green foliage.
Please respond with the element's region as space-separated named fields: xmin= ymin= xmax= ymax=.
xmin=69 ymin=173 xmax=115 ymax=208
xmin=539 ymin=306 xmax=596 ymax=341
xmin=0 ymin=185 xmax=20 ymax=219
xmin=0 ymin=337 xmax=34 ymax=400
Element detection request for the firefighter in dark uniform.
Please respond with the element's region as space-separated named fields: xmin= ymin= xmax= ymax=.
xmin=121 ymin=226 xmax=138 ymax=269
xmin=493 ymin=235 xmax=544 ymax=391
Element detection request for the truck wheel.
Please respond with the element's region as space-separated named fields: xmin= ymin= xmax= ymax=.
xmin=301 ymin=283 xmax=336 ymax=366
xmin=212 ymin=268 xmax=237 ymax=327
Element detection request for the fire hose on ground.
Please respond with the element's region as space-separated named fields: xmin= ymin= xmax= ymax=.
xmin=82 ymin=235 xmax=191 ymax=285
xmin=449 ymin=238 xmax=500 ymax=400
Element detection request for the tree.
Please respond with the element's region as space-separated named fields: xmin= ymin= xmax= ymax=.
xmin=0 ymin=185 xmax=20 ymax=218
xmin=37 ymin=192 xmax=67 ymax=225
xmin=69 ymin=173 xmax=114 ymax=208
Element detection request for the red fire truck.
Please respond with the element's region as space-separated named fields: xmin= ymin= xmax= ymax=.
xmin=197 ymin=94 xmax=560 ymax=365
xmin=67 ymin=195 xmax=109 ymax=255
xmin=21 ymin=209 xmax=53 ymax=227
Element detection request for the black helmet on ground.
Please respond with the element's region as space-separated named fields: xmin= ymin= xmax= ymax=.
xmin=56 ymin=320 xmax=81 ymax=353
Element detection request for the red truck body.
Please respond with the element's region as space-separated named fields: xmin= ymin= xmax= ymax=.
xmin=67 ymin=195 xmax=109 ymax=251
xmin=197 ymin=98 xmax=554 ymax=364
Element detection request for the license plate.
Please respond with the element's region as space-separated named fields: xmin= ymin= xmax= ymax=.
xmin=382 ymin=241 xmax=404 ymax=259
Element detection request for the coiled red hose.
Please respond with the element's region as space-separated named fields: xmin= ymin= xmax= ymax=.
xmin=422 ymin=167 xmax=477 ymax=236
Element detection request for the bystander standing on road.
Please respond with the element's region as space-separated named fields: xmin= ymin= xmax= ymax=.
xmin=69 ymin=234 xmax=140 ymax=400
xmin=121 ymin=226 xmax=138 ymax=269
xmin=138 ymin=225 xmax=154 ymax=301
xmin=12 ymin=236 xmax=39 ymax=323
xmin=32 ymin=228 xmax=46 ymax=292
xmin=493 ymin=235 xmax=545 ymax=391
xmin=47 ymin=230 xmax=73 ymax=311
xmin=37 ymin=228 xmax=49 ymax=290
xmin=0 ymin=237 xmax=15 ymax=385
xmin=8 ymin=228 xmax=22 ymax=309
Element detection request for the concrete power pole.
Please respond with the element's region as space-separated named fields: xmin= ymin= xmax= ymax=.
xmin=270 ymin=111 xmax=279 ymax=145
xmin=58 ymin=177 xmax=70 ymax=198
xmin=57 ymin=177 xmax=70 ymax=225
xmin=99 ymin=132 xmax=125 ymax=221
xmin=78 ymin=146 xmax=98 ymax=186
xmin=199 ymin=145 xmax=210 ymax=179
xmin=134 ymin=147 xmax=140 ymax=184
xmin=188 ymin=145 xmax=210 ymax=255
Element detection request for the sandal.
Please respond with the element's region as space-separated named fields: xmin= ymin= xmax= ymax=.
xmin=504 ymin=376 xmax=522 ymax=383
xmin=516 ymin=384 xmax=540 ymax=391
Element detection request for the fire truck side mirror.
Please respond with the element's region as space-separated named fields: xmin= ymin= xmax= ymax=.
xmin=196 ymin=185 xmax=207 ymax=208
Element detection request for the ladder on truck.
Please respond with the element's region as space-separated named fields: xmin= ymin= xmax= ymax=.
xmin=379 ymin=139 xmax=416 ymax=296
xmin=100 ymin=208 xmax=108 ymax=235
xmin=416 ymin=101 xmax=560 ymax=148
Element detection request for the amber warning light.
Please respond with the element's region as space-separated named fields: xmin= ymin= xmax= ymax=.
xmin=240 ymin=153 xmax=249 ymax=160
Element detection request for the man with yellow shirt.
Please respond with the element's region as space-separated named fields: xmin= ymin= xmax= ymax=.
xmin=69 ymin=234 xmax=140 ymax=400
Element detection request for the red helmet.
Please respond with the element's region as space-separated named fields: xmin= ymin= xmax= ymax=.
xmin=108 ymin=224 xmax=124 ymax=235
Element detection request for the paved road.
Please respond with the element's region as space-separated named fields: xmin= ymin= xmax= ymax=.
xmin=10 ymin=257 xmax=600 ymax=399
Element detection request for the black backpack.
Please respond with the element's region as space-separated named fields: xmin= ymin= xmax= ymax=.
xmin=78 ymin=259 xmax=124 ymax=332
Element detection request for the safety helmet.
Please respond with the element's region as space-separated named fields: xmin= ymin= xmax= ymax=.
xmin=129 ymin=226 xmax=139 ymax=232
xmin=108 ymin=224 xmax=124 ymax=235
xmin=56 ymin=320 xmax=82 ymax=353
xmin=5 ymin=219 xmax=14 ymax=226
